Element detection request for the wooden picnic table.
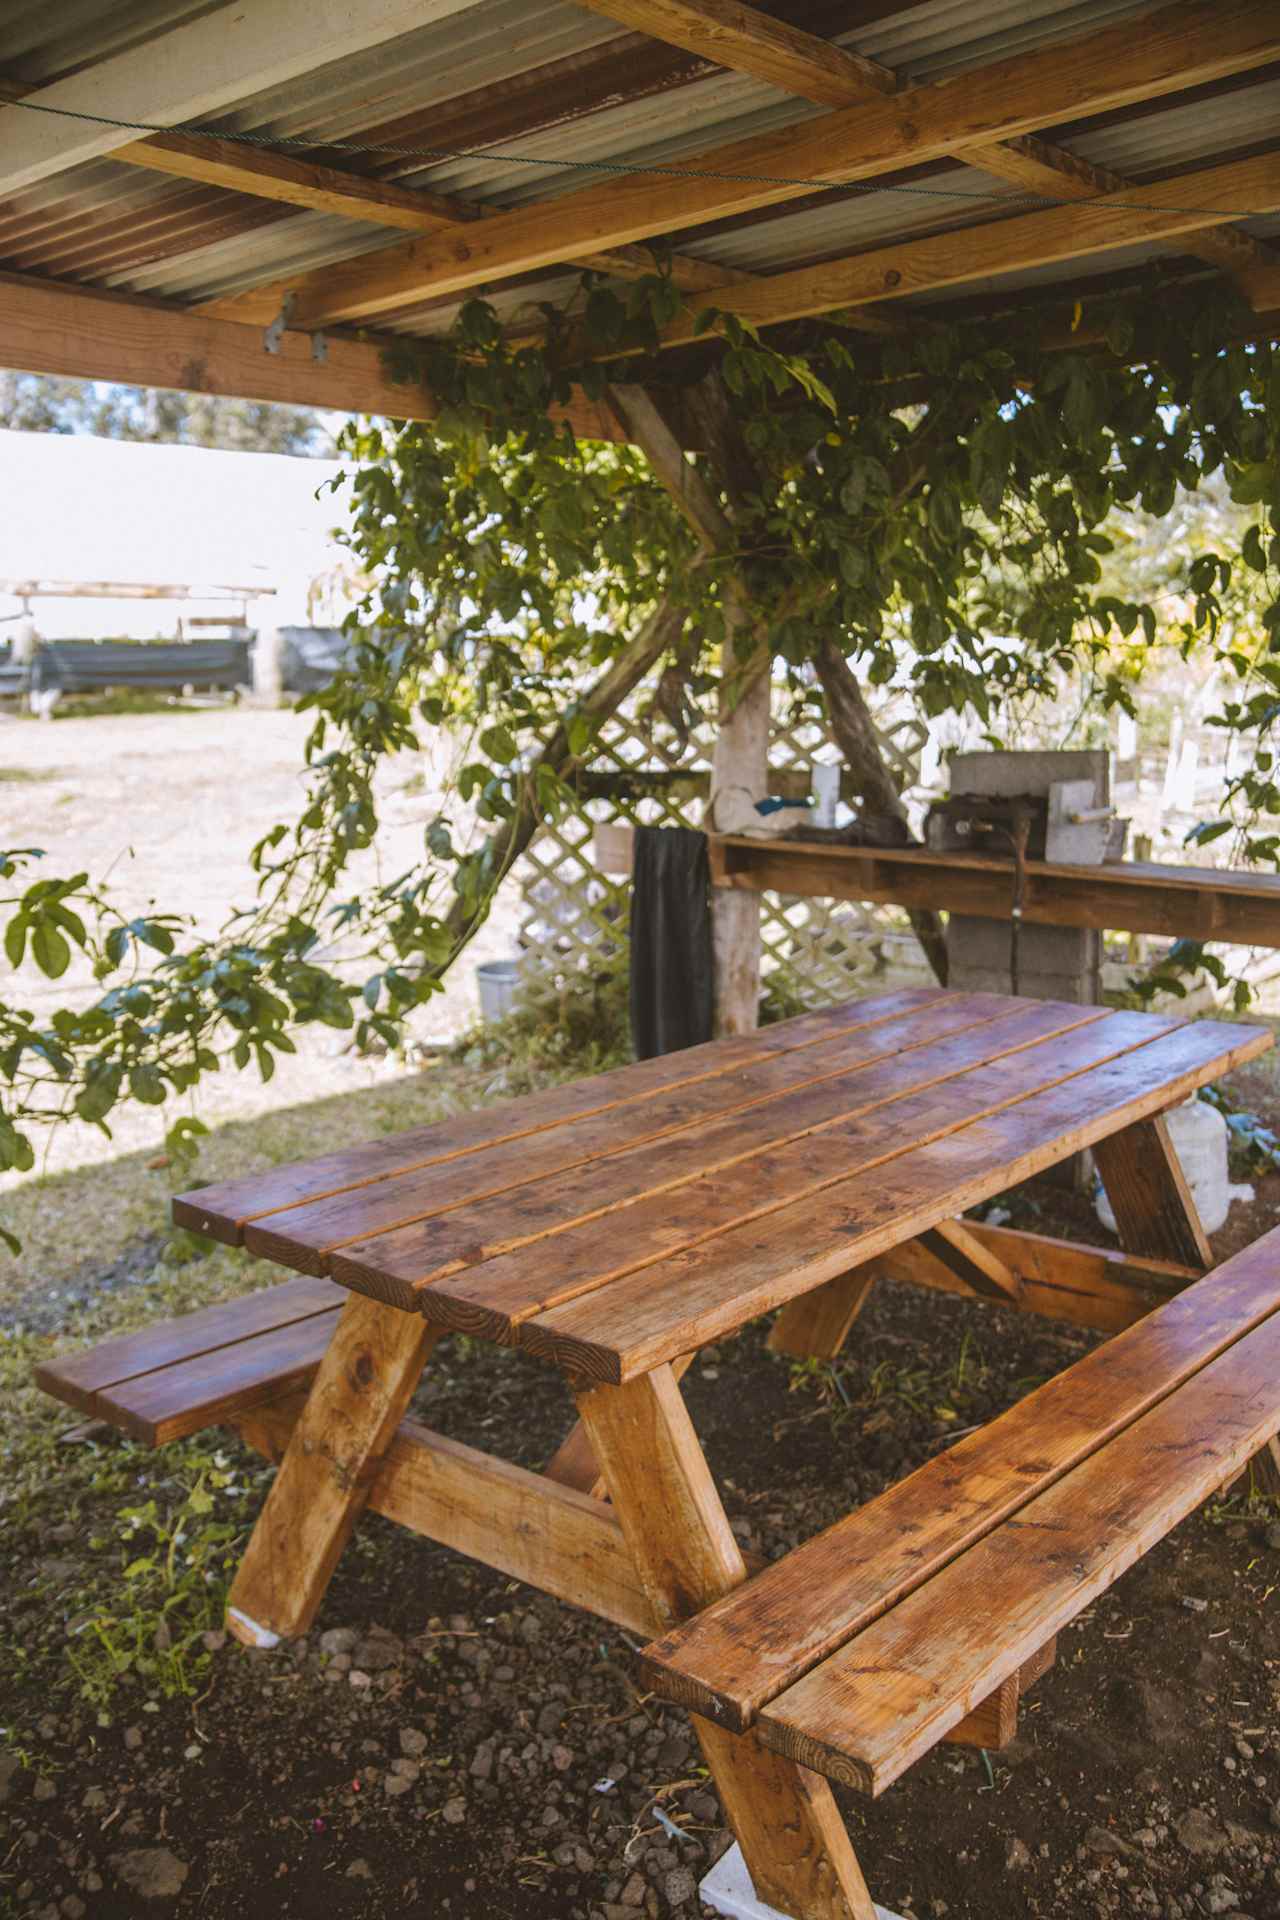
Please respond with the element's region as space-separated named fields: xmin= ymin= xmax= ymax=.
xmin=163 ymin=986 xmax=1270 ymax=1920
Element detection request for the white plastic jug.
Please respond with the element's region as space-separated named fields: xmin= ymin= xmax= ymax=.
xmin=1095 ymin=1095 xmax=1249 ymax=1237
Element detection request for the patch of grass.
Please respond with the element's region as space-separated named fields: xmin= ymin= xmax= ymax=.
xmin=1 ymin=968 xmax=635 ymax=1711
xmin=0 ymin=764 xmax=52 ymax=783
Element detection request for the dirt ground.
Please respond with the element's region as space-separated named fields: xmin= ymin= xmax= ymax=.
xmin=5 ymin=1034 xmax=1280 ymax=1920
xmin=0 ymin=700 xmax=525 ymax=1183
xmin=6 ymin=705 xmax=1280 ymax=1920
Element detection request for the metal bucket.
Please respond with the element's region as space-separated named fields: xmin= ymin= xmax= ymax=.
xmin=475 ymin=958 xmax=523 ymax=1022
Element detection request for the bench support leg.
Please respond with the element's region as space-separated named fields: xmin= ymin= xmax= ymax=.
xmin=768 ymin=1267 xmax=877 ymax=1361
xmin=226 ymin=1295 xmax=441 ymax=1647
xmin=1093 ymin=1113 xmax=1213 ymax=1270
xmin=545 ymin=1351 xmax=696 ymax=1498
xmin=575 ymin=1366 xmax=879 ymax=1920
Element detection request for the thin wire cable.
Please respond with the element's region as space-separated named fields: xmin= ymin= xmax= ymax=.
xmin=5 ymin=95 xmax=1278 ymax=222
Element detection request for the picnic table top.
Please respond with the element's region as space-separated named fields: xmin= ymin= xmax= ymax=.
xmin=175 ymin=988 xmax=1270 ymax=1384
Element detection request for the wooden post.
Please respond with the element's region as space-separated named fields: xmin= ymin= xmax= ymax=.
xmin=709 ymin=625 xmax=770 ymax=1035
xmin=576 ymin=1366 xmax=878 ymax=1920
xmin=225 ymin=1295 xmax=440 ymax=1646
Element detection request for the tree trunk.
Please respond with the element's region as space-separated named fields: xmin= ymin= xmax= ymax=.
xmin=611 ymin=376 xmax=771 ymax=1033
xmin=438 ymin=598 xmax=684 ymax=970
xmin=814 ymin=635 xmax=949 ymax=987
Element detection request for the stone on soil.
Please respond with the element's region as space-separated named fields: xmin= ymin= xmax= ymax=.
xmin=110 ymin=1849 xmax=189 ymax=1901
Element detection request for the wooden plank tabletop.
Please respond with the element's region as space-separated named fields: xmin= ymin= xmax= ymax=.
xmin=175 ymin=990 xmax=1271 ymax=1380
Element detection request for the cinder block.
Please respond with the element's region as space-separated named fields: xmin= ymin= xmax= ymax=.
xmin=948 ymin=964 xmax=1101 ymax=1005
xmin=947 ymin=913 xmax=1098 ymax=976
xmin=950 ymin=748 xmax=1110 ymax=805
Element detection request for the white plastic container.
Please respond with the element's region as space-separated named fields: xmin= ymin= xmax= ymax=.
xmin=1096 ymin=1095 xmax=1248 ymax=1237
xmin=810 ymin=763 xmax=841 ymax=829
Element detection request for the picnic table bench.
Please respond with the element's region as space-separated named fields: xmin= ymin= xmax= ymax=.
xmin=35 ymin=987 xmax=1280 ymax=1920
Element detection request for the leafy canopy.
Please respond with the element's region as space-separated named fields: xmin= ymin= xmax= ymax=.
xmin=1 ymin=273 xmax=1277 ymax=1201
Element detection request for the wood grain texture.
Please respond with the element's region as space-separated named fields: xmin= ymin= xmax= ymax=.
xmin=651 ymin=151 xmax=1280 ymax=344
xmin=526 ymin=1018 xmax=1267 ymax=1382
xmin=173 ymin=987 xmax=938 ymax=1244
xmin=117 ymin=132 xmax=475 ymax=230
xmin=874 ymin=1222 xmax=1197 ymax=1335
xmin=274 ymin=2 xmax=1280 ymax=326
xmin=758 ymin=1299 xmax=1280 ymax=1793
xmin=226 ymin=1296 xmax=440 ymax=1646
xmin=33 ymin=1274 xmax=341 ymax=1422
xmin=915 ymin=1218 xmax=1021 ymax=1302
xmin=525 ymin=1021 xmax=1266 ymax=1382
xmin=767 ymin=1266 xmax=878 ymax=1360
xmin=254 ymin=993 xmax=1019 ymax=1276
xmin=575 ymin=1366 xmax=745 ymax=1629
xmin=1093 ymin=1112 xmax=1214 ymax=1268
xmin=947 ymin=1638 xmax=1057 ymax=1750
xmin=336 ymin=999 xmax=1116 ymax=1321
xmin=638 ymin=1224 xmax=1280 ymax=1730
xmin=576 ymin=1367 xmax=877 ymax=1919
xmin=235 ymin=1395 xmax=660 ymax=1638
xmin=95 ymin=1314 xmax=335 ymax=1448
xmin=573 ymin=0 xmax=892 ymax=105
xmin=709 ymin=835 xmax=1280 ymax=946
xmin=545 ymin=1352 xmax=696 ymax=1499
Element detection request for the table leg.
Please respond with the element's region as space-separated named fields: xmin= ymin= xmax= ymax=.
xmin=226 ymin=1294 xmax=441 ymax=1647
xmin=575 ymin=1366 xmax=877 ymax=1920
xmin=768 ymin=1267 xmax=877 ymax=1361
xmin=1093 ymin=1112 xmax=1213 ymax=1268
xmin=545 ymin=1351 xmax=697 ymax=1498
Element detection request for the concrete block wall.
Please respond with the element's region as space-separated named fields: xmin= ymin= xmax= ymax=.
xmin=945 ymin=750 xmax=1108 ymax=1005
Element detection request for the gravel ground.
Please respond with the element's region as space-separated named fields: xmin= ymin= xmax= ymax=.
xmin=6 ymin=1214 xmax=1280 ymax=1920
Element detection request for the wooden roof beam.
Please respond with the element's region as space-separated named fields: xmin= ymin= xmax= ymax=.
xmin=0 ymin=0 xmax=482 ymax=198
xmin=236 ymin=0 xmax=1280 ymax=329
xmin=0 ymin=273 xmax=625 ymax=441
xmin=570 ymin=0 xmax=895 ymax=106
xmin=642 ymin=148 xmax=1280 ymax=346
xmin=967 ymin=129 xmax=1280 ymax=294
xmin=110 ymin=135 xmax=759 ymax=319
xmin=572 ymin=0 xmax=1274 ymax=297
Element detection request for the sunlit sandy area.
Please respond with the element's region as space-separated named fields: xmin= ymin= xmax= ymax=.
xmin=0 ymin=702 xmax=524 ymax=1186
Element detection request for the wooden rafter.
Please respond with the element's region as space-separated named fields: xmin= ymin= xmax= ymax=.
xmin=0 ymin=272 xmax=625 ymax=441
xmin=966 ymin=129 xmax=1278 ymax=289
xmin=112 ymin=136 xmax=759 ymax=318
xmin=571 ymin=0 xmax=894 ymax=105
xmin=115 ymin=132 xmax=480 ymax=232
xmin=0 ymin=0 xmax=480 ymax=197
xmin=636 ymin=149 xmax=1280 ymax=346
xmin=570 ymin=0 xmax=1274 ymax=294
xmin=205 ymin=0 xmax=1280 ymax=330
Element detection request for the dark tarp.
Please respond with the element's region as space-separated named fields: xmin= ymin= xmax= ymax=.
xmin=629 ymin=825 xmax=714 ymax=1060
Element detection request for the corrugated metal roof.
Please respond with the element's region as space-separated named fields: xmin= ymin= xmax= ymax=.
xmin=0 ymin=1 xmax=227 ymax=88
xmin=1 ymin=0 xmax=1276 ymax=349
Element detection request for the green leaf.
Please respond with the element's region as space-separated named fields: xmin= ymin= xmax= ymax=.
xmin=3 ymin=914 xmax=27 ymax=969
xmin=30 ymin=922 xmax=71 ymax=979
xmin=128 ymin=1064 xmax=167 ymax=1106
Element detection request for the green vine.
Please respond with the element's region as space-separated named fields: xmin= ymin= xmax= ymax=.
xmin=1 ymin=269 xmax=1277 ymax=1218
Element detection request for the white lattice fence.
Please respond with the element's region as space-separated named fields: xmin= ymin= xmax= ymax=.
xmin=517 ymin=695 xmax=931 ymax=1010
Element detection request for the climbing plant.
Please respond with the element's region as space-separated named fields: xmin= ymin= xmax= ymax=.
xmin=1 ymin=270 xmax=1277 ymax=1212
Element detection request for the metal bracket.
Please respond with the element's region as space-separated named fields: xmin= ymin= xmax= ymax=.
xmin=311 ymin=330 xmax=327 ymax=364
xmin=263 ymin=292 xmax=295 ymax=356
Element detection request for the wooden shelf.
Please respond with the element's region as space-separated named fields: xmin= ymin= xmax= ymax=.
xmin=708 ymin=835 xmax=1280 ymax=947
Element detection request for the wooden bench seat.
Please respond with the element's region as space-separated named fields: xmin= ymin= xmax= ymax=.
xmin=640 ymin=1227 xmax=1280 ymax=1796
xmin=34 ymin=1276 xmax=344 ymax=1445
